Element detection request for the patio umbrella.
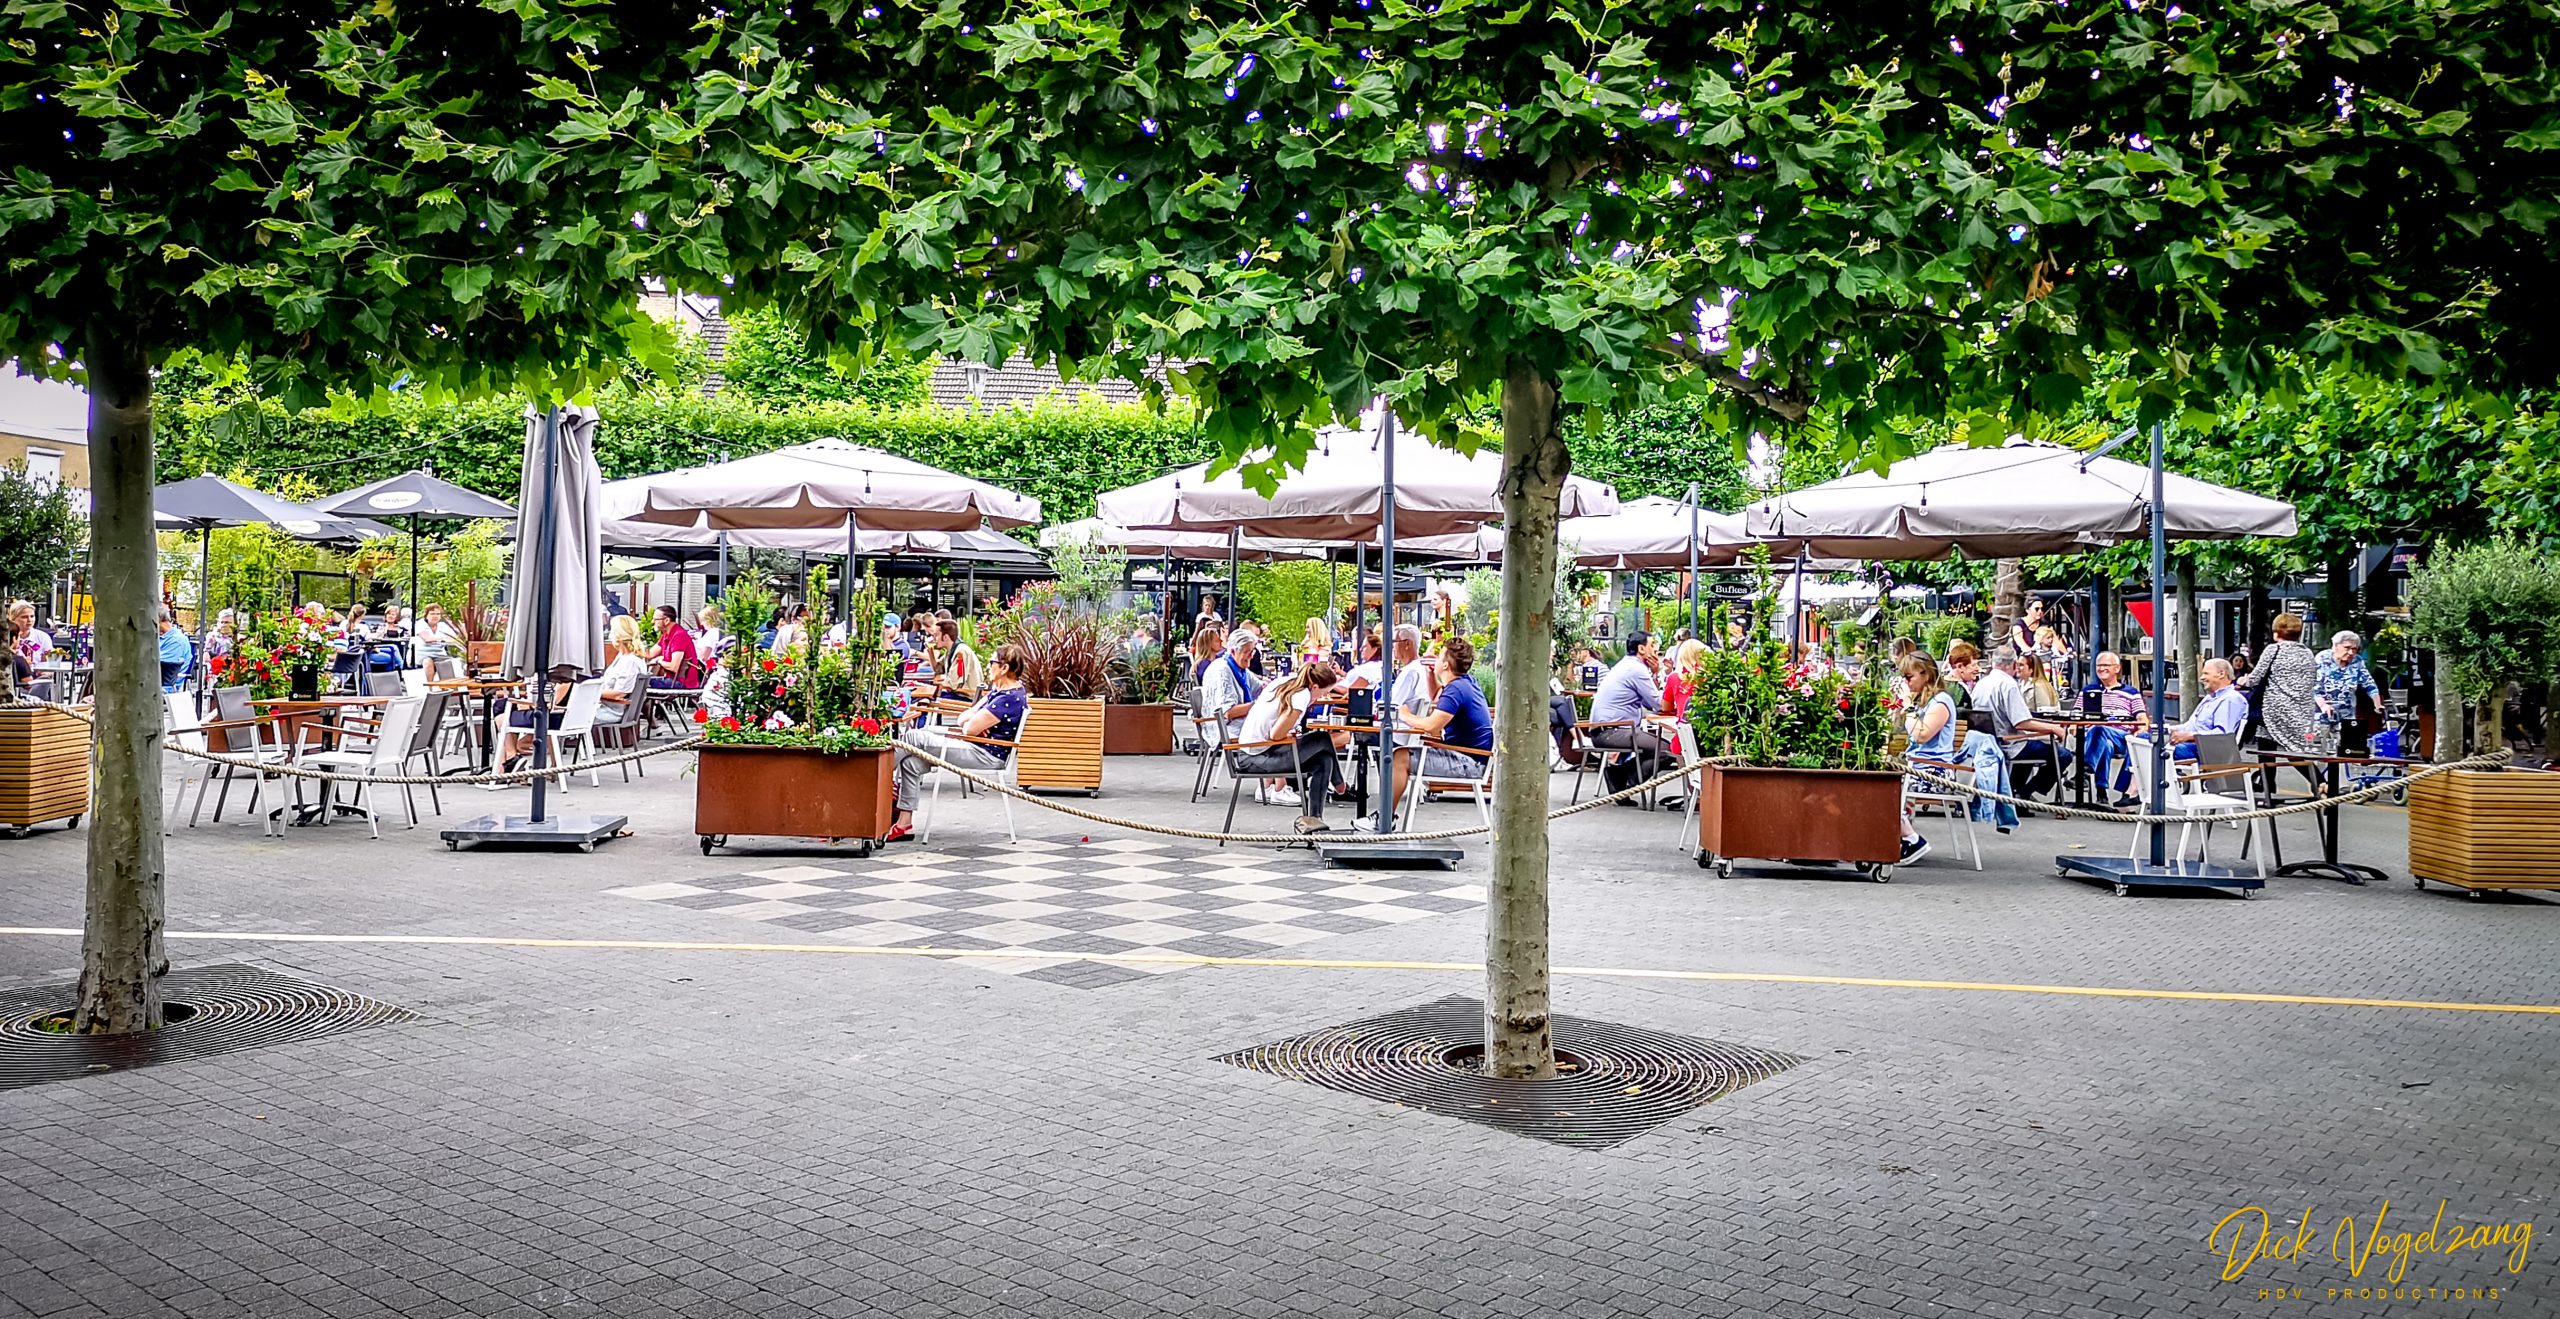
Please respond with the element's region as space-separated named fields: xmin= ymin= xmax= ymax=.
xmin=1740 ymin=439 xmax=2298 ymax=560
xmin=154 ymin=474 xmax=394 ymax=691
xmin=603 ymin=438 xmax=1039 ymax=622
xmin=1474 ymin=495 xmax=1750 ymax=570
xmin=1040 ymin=518 xmax=1320 ymax=562
xmin=502 ymin=407 xmax=607 ymax=824
xmin=313 ymin=470 xmax=516 ymax=622
xmin=1095 ymin=411 xmax=1617 ymax=540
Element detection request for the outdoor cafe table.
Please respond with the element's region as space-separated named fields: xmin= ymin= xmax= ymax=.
xmin=251 ymin=696 xmax=390 ymax=826
xmin=2037 ymin=715 xmax=2144 ymax=808
xmin=2248 ymin=749 xmax=2419 ymax=886
xmin=1299 ymin=717 xmax=1382 ymax=818
xmin=429 ymin=678 xmax=523 ymax=774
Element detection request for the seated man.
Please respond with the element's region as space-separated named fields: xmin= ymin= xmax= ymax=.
xmin=2080 ymin=651 xmax=2151 ymax=809
xmin=155 ymin=606 xmax=194 ymax=693
xmin=2165 ymin=657 xmax=2249 ymax=761
xmin=1588 ymin=631 xmax=1674 ymax=800
xmin=1390 ymin=637 xmax=1494 ymax=808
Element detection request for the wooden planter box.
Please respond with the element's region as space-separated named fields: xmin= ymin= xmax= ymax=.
xmin=1695 ymin=763 xmax=1905 ymax=881
xmin=695 ymin=743 xmax=895 ymax=855
xmin=2410 ymin=768 xmax=2560 ymax=895
xmin=1018 ymin=697 xmax=1105 ymax=794
xmin=1103 ymin=702 xmax=1175 ymax=756
xmin=0 ymin=706 xmax=89 ymax=835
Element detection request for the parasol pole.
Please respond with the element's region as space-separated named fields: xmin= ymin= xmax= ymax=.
xmin=1376 ymin=408 xmax=1399 ymax=836
xmin=528 ymin=406 xmax=563 ymax=825
xmin=844 ymin=512 xmax=859 ymax=630
xmin=1685 ymin=481 xmax=1700 ymax=641
xmin=195 ymin=523 xmax=212 ymax=697
xmin=2145 ymin=421 xmax=2168 ymax=868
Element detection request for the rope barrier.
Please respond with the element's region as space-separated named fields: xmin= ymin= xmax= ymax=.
xmin=15 ymin=696 xmax=2519 ymax=847
xmin=23 ymin=700 xmax=704 ymax=786
xmin=1883 ymin=749 xmax=2513 ymax=823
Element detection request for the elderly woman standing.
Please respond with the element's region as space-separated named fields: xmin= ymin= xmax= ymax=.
xmin=2314 ymin=629 xmax=2386 ymax=755
xmin=2237 ymin=613 xmax=2321 ymax=754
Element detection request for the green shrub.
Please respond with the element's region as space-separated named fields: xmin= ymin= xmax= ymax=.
xmin=2410 ymin=538 xmax=2560 ymax=703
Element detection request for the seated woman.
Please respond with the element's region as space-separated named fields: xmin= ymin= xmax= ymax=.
xmin=1229 ymin=659 xmax=1346 ymax=836
xmin=594 ymin=616 xmax=652 ymax=740
xmin=1661 ymin=638 xmax=1708 ymax=716
xmin=887 ymin=644 xmax=1034 ymax=842
xmin=490 ymin=666 xmax=579 ymax=778
xmin=1894 ymin=653 xmax=1956 ymax=866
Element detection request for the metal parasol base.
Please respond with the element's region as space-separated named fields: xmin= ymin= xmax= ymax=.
xmin=2275 ymin=860 xmax=2386 ymax=886
xmin=441 ymin=811 xmax=627 ymax=854
xmin=2055 ymin=855 xmax=2263 ymax=899
xmin=1319 ymin=837 xmax=1464 ymax=870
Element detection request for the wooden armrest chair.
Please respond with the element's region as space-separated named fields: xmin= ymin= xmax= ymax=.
xmin=1399 ymin=737 xmax=1495 ymax=833
xmin=1902 ymin=753 xmax=1981 ymax=870
xmin=914 ymin=711 xmax=1030 ymax=845
xmin=1217 ymin=726 xmax=1329 ymax=846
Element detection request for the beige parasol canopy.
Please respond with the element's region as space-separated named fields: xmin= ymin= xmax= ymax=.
xmin=603 ymin=438 xmax=1040 ymax=533
xmin=1742 ymin=439 xmax=2298 ymax=560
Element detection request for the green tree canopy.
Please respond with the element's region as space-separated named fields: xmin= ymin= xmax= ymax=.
xmin=0 ymin=460 xmax=79 ymax=605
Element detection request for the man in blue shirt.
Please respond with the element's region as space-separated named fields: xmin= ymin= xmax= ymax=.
xmin=156 ymin=606 xmax=195 ymax=693
xmin=2166 ymin=657 xmax=2247 ymax=761
xmin=1391 ymin=636 xmax=1493 ymax=806
xmin=1200 ymin=630 xmax=1263 ymax=724
xmin=1587 ymin=631 xmax=1672 ymax=797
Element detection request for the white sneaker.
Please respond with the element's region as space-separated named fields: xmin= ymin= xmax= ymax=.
xmin=1265 ymin=785 xmax=1303 ymax=808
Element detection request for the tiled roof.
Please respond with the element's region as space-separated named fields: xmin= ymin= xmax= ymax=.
xmin=928 ymin=356 xmax=1163 ymax=410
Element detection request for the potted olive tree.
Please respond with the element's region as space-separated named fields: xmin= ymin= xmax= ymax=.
xmin=693 ymin=570 xmax=905 ymax=855
xmin=1688 ymin=560 xmax=1906 ymax=881
xmin=2405 ymin=538 xmax=2560 ymax=895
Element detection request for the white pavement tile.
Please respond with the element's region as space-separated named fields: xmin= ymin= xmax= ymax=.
xmin=827 ymin=921 xmax=938 ymax=946
xmin=1332 ymin=903 xmax=1438 ymax=924
xmin=978 ymin=864 xmax=1069 ymax=883
xmin=1086 ymin=921 xmax=1206 ymax=946
xmin=842 ymin=880 xmax=949 ymax=900
xmin=1218 ymin=901 xmax=1321 ymax=923
xmin=1221 ymin=923 xmax=1337 ymax=948
xmin=1089 ymin=900 xmax=1193 ymax=921
xmin=1089 ymin=838 xmax=1173 ymax=852
xmin=1204 ymin=883 xmax=1300 ymax=902
xmin=745 ymin=865 xmax=849 ymax=882
xmin=967 ymin=919 xmax=1079 ymax=946
xmin=973 ymin=881 xmax=1069 ymax=900
xmin=1091 ymin=881 xmax=1186 ymax=900
xmin=608 ymin=882 xmax=711 ymax=901
xmin=969 ymin=900 xmax=1072 ymax=921
xmin=830 ymin=899 xmax=946 ymax=922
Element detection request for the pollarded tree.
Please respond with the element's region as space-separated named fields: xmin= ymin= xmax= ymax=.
xmin=0 ymin=4 xmax=747 ymax=1032
xmin=580 ymin=0 xmax=2560 ymax=1075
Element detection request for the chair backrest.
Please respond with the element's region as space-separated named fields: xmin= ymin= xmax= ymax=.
xmin=2126 ymin=735 xmax=2191 ymax=807
xmin=468 ymin=640 xmax=505 ymax=674
xmin=211 ymin=685 xmax=263 ymax=753
xmin=554 ymin=679 xmax=606 ymax=736
xmin=2195 ymin=730 xmax=2242 ymax=769
xmin=165 ymin=692 xmax=205 ymax=753
xmin=399 ymin=668 xmax=429 ymax=697
xmin=406 ymin=690 xmax=451 ymax=758
xmin=365 ymin=696 xmax=427 ymax=770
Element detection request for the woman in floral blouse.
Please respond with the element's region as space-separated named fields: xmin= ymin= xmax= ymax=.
xmin=2236 ymin=613 xmax=2320 ymax=754
xmin=2314 ymin=629 xmax=2386 ymax=755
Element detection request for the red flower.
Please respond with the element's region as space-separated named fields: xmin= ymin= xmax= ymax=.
xmin=692 ymin=708 xmax=710 ymax=724
xmin=773 ymin=685 xmax=787 ymax=697
xmin=854 ymin=718 xmax=880 ymax=736
xmin=761 ymin=658 xmax=778 ymax=673
xmin=719 ymin=716 xmax=740 ymax=731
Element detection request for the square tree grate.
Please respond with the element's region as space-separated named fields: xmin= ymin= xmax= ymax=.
xmin=1217 ymin=995 xmax=1807 ymax=1149
xmin=0 ymin=963 xmax=412 ymax=1092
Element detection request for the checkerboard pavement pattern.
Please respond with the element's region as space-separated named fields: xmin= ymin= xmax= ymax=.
xmin=606 ymin=836 xmax=1486 ymax=988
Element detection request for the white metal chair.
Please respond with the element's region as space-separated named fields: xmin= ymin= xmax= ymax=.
xmin=1216 ymin=715 xmax=1329 ymax=846
xmin=2125 ymin=735 xmax=2268 ymax=877
xmin=293 ymin=695 xmax=427 ymax=839
xmin=1903 ymin=744 xmax=1982 ymax=870
xmin=395 ymin=689 xmax=454 ymax=823
xmin=1400 ymin=739 xmax=1495 ymax=835
xmin=542 ymin=679 xmax=608 ymax=791
xmin=1188 ymin=689 xmax=1228 ymax=802
xmin=164 ymin=694 xmax=225 ymax=835
xmin=916 ymin=706 xmax=1027 ymax=845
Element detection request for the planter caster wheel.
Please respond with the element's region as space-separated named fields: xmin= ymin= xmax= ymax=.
xmin=577 ymin=841 xmax=596 ymax=854
xmin=2389 ymin=785 xmax=2407 ymax=806
xmin=67 ymin=816 xmax=81 ymax=829
xmin=2466 ymin=887 xmax=2486 ymax=901
xmin=1715 ymin=858 xmax=1734 ymax=879
xmin=1695 ymin=850 xmax=1713 ymax=871
xmin=2238 ymin=887 xmax=2256 ymax=899
xmin=2412 ymin=877 xmax=2426 ymax=890
xmin=2112 ymin=882 xmax=2130 ymax=897
xmin=1085 ymin=789 xmax=1101 ymax=798
xmin=445 ymin=839 xmax=459 ymax=852
xmin=699 ymin=834 xmax=723 ymax=855
xmin=1858 ymin=863 xmax=1893 ymax=883
xmin=854 ymin=841 xmax=875 ymax=858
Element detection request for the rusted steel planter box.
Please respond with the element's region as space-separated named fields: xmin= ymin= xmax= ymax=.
xmin=2410 ymin=768 xmax=2560 ymax=895
xmin=0 ymin=705 xmax=89 ymax=836
xmin=1695 ymin=764 xmax=1904 ymax=880
xmin=1019 ymin=697 xmax=1105 ymax=794
xmin=1103 ymin=702 xmax=1175 ymax=756
xmin=695 ymin=744 xmax=894 ymax=855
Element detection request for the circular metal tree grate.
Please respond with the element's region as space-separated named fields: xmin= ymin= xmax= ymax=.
xmin=1217 ymin=995 xmax=1807 ymax=1149
xmin=0 ymin=964 xmax=412 ymax=1092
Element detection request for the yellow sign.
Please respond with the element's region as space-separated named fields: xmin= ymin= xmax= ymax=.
xmin=2209 ymin=1200 xmax=2530 ymax=1299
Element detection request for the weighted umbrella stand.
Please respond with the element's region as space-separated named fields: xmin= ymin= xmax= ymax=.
xmin=442 ymin=405 xmax=626 ymax=853
xmin=2054 ymin=423 xmax=2259 ymax=897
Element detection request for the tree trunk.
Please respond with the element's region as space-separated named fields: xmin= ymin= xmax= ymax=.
xmin=2244 ymin=577 xmax=2271 ymax=660
xmin=1485 ymin=362 xmax=1565 ymax=1082
xmin=2173 ymin=560 xmax=2201 ymax=713
xmin=1987 ymin=559 xmax=2024 ymax=655
xmin=2434 ymin=651 xmax=2464 ymax=762
xmin=75 ymin=332 xmax=168 ymax=1035
xmin=2482 ymin=686 xmax=2507 ymax=754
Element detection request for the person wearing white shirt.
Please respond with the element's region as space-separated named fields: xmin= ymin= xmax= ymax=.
xmin=1232 ymin=659 xmax=1345 ymax=833
xmin=1975 ymin=644 xmax=2066 ymax=801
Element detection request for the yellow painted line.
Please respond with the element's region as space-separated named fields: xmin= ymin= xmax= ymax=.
xmin=5 ymin=926 xmax=2557 ymax=1017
